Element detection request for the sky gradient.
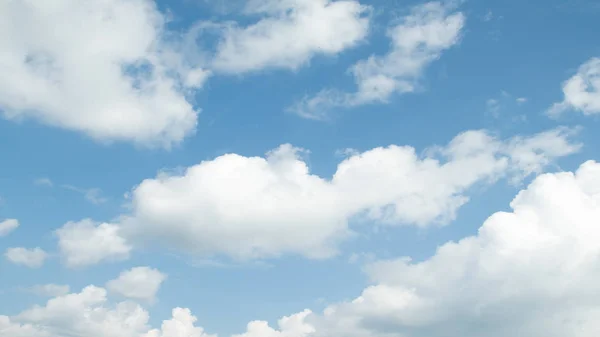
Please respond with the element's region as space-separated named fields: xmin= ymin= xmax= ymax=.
xmin=1 ymin=0 xmax=600 ymax=336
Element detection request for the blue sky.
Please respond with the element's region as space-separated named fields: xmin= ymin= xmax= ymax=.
xmin=1 ymin=0 xmax=600 ymax=336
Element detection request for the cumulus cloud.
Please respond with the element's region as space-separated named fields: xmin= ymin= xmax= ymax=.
xmin=4 ymin=247 xmax=47 ymax=268
xmin=106 ymin=267 xmax=167 ymax=302
xmin=56 ymin=219 xmax=132 ymax=268
xmin=144 ymin=308 xmax=215 ymax=337
xmin=233 ymin=310 xmax=315 ymax=337
xmin=238 ymin=160 xmax=600 ymax=337
xmin=548 ymin=57 xmax=600 ymax=117
xmin=291 ymin=1 xmax=464 ymax=119
xmin=210 ymin=0 xmax=371 ymax=73
xmin=0 ymin=0 xmax=209 ymax=147
xmin=106 ymin=127 xmax=579 ymax=262
xmin=0 ymin=316 xmax=49 ymax=337
xmin=2 ymin=285 xmax=213 ymax=337
xmin=0 ymin=219 xmax=19 ymax=237
xmin=6 ymin=164 xmax=600 ymax=337
xmin=12 ymin=286 xmax=150 ymax=337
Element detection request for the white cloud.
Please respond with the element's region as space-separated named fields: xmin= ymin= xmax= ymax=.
xmin=232 ymin=310 xmax=315 ymax=337
xmin=7 ymin=164 xmax=600 ymax=337
xmin=4 ymin=247 xmax=47 ymax=268
xmin=504 ymin=127 xmax=581 ymax=182
xmin=13 ymin=286 xmax=150 ymax=337
xmin=3 ymin=285 xmax=214 ymax=337
xmin=0 ymin=0 xmax=209 ymax=147
xmin=29 ymin=284 xmax=71 ymax=297
xmin=0 ymin=316 xmax=49 ymax=337
xmin=291 ymin=1 xmax=464 ymax=119
xmin=55 ymin=219 xmax=132 ymax=268
xmin=239 ymin=160 xmax=600 ymax=337
xmin=548 ymin=57 xmax=600 ymax=117
xmin=516 ymin=97 xmax=528 ymax=104
xmin=349 ymin=1 xmax=464 ymax=102
xmin=114 ymin=128 xmax=578 ymax=261
xmin=122 ymin=144 xmax=346 ymax=260
xmin=0 ymin=219 xmax=19 ymax=237
xmin=143 ymin=308 xmax=215 ymax=337
xmin=210 ymin=0 xmax=371 ymax=73
xmin=106 ymin=267 xmax=167 ymax=302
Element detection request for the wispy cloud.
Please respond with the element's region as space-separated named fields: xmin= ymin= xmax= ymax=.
xmin=290 ymin=1 xmax=465 ymax=119
xmin=62 ymin=185 xmax=108 ymax=205
xmin=483 ymin=10 xmax=493 ymax=22
xmin=486 ymin=98 xmax=501 ymax=117
xmin=547 ymin=57 xmax=600 ymax=117
xmin=516 ymin=97 xmax=528 ymax=104
xmin=33 ymin=178 xmax=53 ymax=187
xmin=33 ymin=178 xmax=107 ymax=205
xmin=485 ymin=91 xmax=529 ymax=119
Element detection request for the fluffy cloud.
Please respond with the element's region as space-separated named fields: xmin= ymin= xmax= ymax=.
xmin=548 ymin=57 xmax=600 ymax=117
xmin=56 ymin=219 xmax=132 ymax=268
xmin=6 ymin=161 xmax=600 ymax=337
xmin=239 ymin=160 xmax=600 ymax=337
xmin=13 ymin=286 xmax=150 ymax=337
xmin=109 ymin=127 xmax=578 ymax=262
xmin=15 ymin=159 xmax=597 ymax=337
xmin=0 ymin=0 xmax=208 ymax=147
xmin=143 ymin=308 xmax=215 ymax=337
xmin=292 ymin=1 xmax=464 ymax=119
xmin=210 ymin=0 xmax=371 ymax=73
xmin=349 ymin=1 xmax=464 ymax=102
xmin=503 ymin=127 xmax=582 ymax=181
xmin=4 ymin=247 xmax=47 ymax=268
xmin=106 ymin=267 xmax=167 ymax=302
xmin=0 ymin=316 xmax=49 ymax=337
xmin=2 ymin=284 xmax=213 ymax=337
xmin=0 ymin=219 xmax=19 ymax=237
xmin=233 ymin=310 xmax=315 ymax=337
xmin=2 ymin=280 xmax=289 ymax=337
